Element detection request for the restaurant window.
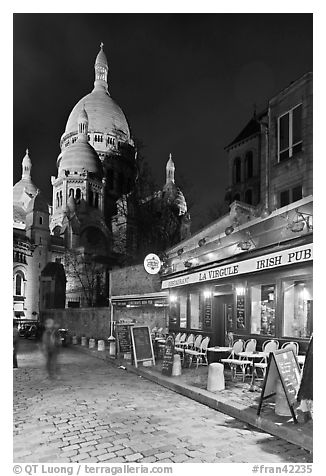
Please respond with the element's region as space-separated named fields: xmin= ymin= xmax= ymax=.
xmin=179 ymin=294 xmax=187 ymax=328
xmin=278 ymin=104 xmax=303 ymax=161
xmin=282 ymin=278 xmax=313 ymax=338
xmin=250 ymin=284 xmax=276 ymax=335
xmin=189 ymin=292 xmax=201 ymax=329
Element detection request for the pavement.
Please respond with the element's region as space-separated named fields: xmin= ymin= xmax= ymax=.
xmin=74 ymin=342 xmax=313 ymax=453
xmin=13 ymin=339 xmax=313 ymax=463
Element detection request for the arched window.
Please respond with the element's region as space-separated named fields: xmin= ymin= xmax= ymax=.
xmin=59 ymin=191 xmax=63 ymax=206
xmin=56 ymin=192 xmax=59 ymax=207
xmin=94 ymin=193 xmax=99 ymax=208
xmin=76 ymin=188 xmax=81 ymax=201
xmin=233 ymin=193 xmax=241 ymax=202
xmin=245 ymin=151 xmax=253 ymax=179
xmin=15 ymin=272 xmax=24 ymax=296
xmin=245 ymin=189 xmax=253 ymax=205
xmin=233 ymin=158 xmax=241 ymax=184
xmin=39 ymin=216 xmax=43 ymax=225
xmin=69 ymin=188 xmax=74 ymax=198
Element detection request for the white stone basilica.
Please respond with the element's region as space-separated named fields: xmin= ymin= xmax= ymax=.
xmin=13 ymin=44 xmax=189 ymax=320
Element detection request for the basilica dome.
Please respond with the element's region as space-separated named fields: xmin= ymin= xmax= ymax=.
xmin=13 ymin=149 xmax=38 ymax=204
xmin=59 ymin=135 xmax=103 ymax=177
xmin=61 ymin=44 xmax=131 ymax=146
xmin=58 ymin=107 xmax=103 ymax=177
xmin=64 ymin=90 xmax=130 ymax=141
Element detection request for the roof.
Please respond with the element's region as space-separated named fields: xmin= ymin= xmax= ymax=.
xmin=59 ymin=139 xmax=103 ymax=177
xmin=63 ymin=89 xmax=131 ymax=141
xmin=226 ymin=118 xmax=261 ymax=149
xmin=13 ymin=177 xmax=38 ymax=204
xmin=26 ymin=191 xmax=49 ymax=214
xmin=13 ymin=204 xmax=26 ymax=224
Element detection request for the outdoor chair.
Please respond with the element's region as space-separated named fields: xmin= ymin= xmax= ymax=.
xmin=186 ymin=336 xmax=210 ymax=368
xmin=221 ymin=339 xmax=252 ymax=382
xmin=184 ymin=334 xmax=202 ymax=364
xmin=244 ymin=338 xmax=257 ymax=353
xmin=281 ymin=341 xmax=299 ymax=355
xmin=174 ymin=334 xmax=194 ymax=362
xmin=174 ymin=332 xmax=182 ymax=345
xmin=254 ymin=339 xmax=279 ymax=379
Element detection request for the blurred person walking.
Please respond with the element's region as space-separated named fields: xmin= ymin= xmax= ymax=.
xmin=42 ymin=318 xmax=60 ymax=379
xmin=13 ymin=321 xmax=19 ymax=368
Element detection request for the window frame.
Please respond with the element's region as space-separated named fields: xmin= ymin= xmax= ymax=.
xmin=278 ymin=103 xmax=303 ymax=162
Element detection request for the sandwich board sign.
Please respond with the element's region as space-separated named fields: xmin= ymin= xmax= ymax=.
xmin=161 ymin=334 xmax=175 ymax=376
xmin=257 ymin=348 xmax=301 ymax=423
xmin=130 ymin=326 xmax=155 ymax=368
xmin=115 ymin=323 xmax=133 ymax=359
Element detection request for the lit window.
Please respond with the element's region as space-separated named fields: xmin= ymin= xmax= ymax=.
xmin=282 ymin=278 xmax=313 ymax=338
xmin=250 ymin=284 xmax=275 ymax=336
xmin=179 ymin=295 xmax=187 ymax=328
xmin=189 ymin=293 xmax=201 ymax=330
xmin=15 ymin=273 xmax=24 ymax=296
xmin=278 ymin=104 xmax=302 ymax=161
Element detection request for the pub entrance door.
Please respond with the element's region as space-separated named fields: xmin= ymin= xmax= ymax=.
xmin=213 ymin=294 xmax=233 ymax=346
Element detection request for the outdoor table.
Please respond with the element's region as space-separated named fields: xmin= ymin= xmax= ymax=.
xmin=237 ymin=351 xmax=268 ymax=379
xmin=238 ymin=351 xmax=268 ymax=359
xmin=207 ymin=346 xmax=232 ymax=363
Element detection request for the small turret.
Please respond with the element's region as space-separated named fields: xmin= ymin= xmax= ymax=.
xmin=94 ymin=42 xmax=109 ymax=92
xmin=22 ymin=148 xmax=32 ymax=179
xmin=78 ymin=105 xmax=89 ymax=140
xmin=166 ymin=153 xmax=175 ymax=185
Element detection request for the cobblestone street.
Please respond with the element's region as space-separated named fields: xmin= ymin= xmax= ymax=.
xmin=13 ymin=340 xmax=312 ymax=463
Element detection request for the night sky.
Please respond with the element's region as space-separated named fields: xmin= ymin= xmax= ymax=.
xmin=13 ymin=13 xmax=312 ymax=231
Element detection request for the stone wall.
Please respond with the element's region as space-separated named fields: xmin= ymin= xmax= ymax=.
xmin=111 ymin=264 xmax=161 ymax=295
xmin=41 ymin=307 xmax=111 ymax=339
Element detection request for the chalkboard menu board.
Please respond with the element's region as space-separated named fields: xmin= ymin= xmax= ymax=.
xmin=236 ymin=295 xmax=245 ymax=329
xmin=161 ymin=335 xmax=175 ymax=376
xmin=257 ymin=348 xmax=301 ymax=423
xmin=130 ymin=326 xmax=155 ymax=368
xmin=204 ymin=299 xmax=212 ymax=329
xmin=116 ymin=324 xmax=133 ymax=354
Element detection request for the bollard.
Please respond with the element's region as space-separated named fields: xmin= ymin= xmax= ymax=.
xmin=81 ymin=336 xmax=87 ymax=347
xmin=172 ymin=354 xmax=182 ymax=376
xmin=89 ymin=338 xmax=96 ymax=349
xmin=207 ymin=363 xmax=225 ymax=392
xmin=98 ymin=340 xmax=105 ymax=351
xmin=72 ymin=336 xmax=78 ymax=345
xmin=108 ymin=336 xmax=116 ymax=356
xmin=275 ymin=380 xmax=292 ymax=416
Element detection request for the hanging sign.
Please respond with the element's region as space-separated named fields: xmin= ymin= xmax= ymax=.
xmin=257 ymin=348 xmax=301 ymax=423
xmin=144 ymin=253 xmax=162 ymax=274
xmin=161 ymin=334 xmax=175 ymax=376
xmin=130 ymin=326 xmax=155 ymax=368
